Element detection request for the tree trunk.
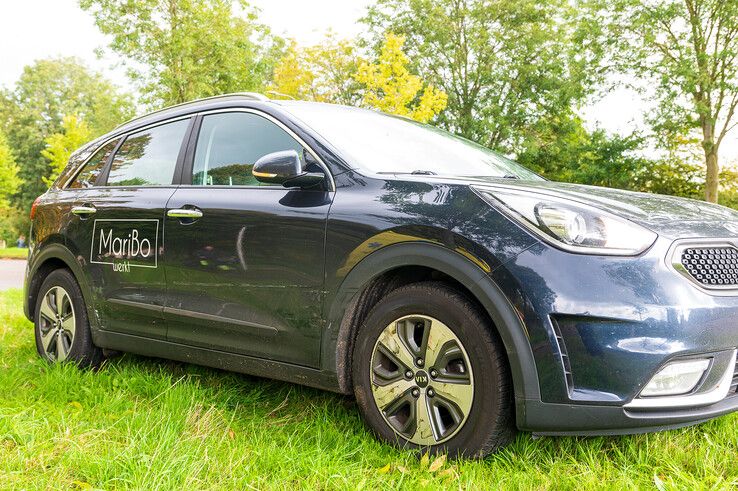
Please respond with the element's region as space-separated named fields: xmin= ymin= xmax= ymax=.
xmin=702 ymin=120 xmax=719 ymax=203
xmin=704 ymin=147 xmax=719 ymax=203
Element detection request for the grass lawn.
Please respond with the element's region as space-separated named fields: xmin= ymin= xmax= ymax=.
xmin=1 ymin=288 xmax=737 ymax=490
xmin=0 ymin=247 xmax=28 ymax=259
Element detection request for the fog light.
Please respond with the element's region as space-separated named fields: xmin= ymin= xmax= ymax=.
xmin=640 ymin=359 xmax=710 ymax=397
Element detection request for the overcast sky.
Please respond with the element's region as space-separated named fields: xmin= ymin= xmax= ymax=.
xmin=1 ymin=0 xmax=735 ymax=163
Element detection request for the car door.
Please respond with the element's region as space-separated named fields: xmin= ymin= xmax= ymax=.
xmin=65 ymin=117 xmax=193 ymax=339
xmin=163 ymin=109 xmax=333 ymax=367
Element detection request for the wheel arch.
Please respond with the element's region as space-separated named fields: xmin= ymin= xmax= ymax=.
xmin=25 ymin=244 xmax=98 ymax=331
xmin=323 ymin=241 xmax=541 ymax=412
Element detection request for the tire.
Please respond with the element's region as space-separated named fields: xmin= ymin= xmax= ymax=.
xmin=352 ymin=281 xmax=515 ymax=458
xmin=34 ymin=269 xmax=104 ymax=367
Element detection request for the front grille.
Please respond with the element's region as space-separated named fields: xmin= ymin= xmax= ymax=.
xmin=681 ymin=247 xmax=738 ymax=287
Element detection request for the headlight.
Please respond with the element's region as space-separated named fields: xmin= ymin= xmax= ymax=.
xmin=474 ymin=187 xmax=657 ymax=255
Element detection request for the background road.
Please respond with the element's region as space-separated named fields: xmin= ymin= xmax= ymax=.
xmin=0 ymin=259 xmax=25 ymax=290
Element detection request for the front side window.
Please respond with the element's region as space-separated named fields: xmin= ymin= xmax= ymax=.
xmin=68 ymin=139 xmax=119 ymax=189
xmin=106 ymin=119 xmax=189 ymax=187
xmin=192 ymin=112 xmax=305 ymax=186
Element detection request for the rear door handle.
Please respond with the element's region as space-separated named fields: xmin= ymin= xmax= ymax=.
xmin=71 ymin=205 xmax=97 ymax=216
xmin=167 ymin=208 xmax=203 ymax=219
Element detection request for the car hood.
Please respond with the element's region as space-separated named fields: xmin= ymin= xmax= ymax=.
xmin=430 ymin=176 xmax=738 ymax=239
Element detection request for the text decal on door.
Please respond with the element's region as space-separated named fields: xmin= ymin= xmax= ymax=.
xmin=90 ymin=219 xmax=159 ymax=271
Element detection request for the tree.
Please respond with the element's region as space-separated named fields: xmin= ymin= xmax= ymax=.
xmin=354 ymin=33 xmax=447 ymax=123
xmin=41 ymin=115 xmax=93 ymax=186
xmin=269 ymin=41 xmax=317 ymax=101
xmin=0 ymin=57 xmax=134 ymax=207
xmin=80 ymin=0 xmax=284 ymax=107
xmin=0 ymin=129 xmax=25 ymax=244
xmin=0 ymin=130 xmax=21 ymax=209
xmin=363 ymin=0 xmax=600 ymax=152
xmin=605 ymin=0 xmax=738 ymax=203
xmin=517 ymin=111 xmax=705 ymax=198
xmin=269 ymin=33 xmax=363 ymax=105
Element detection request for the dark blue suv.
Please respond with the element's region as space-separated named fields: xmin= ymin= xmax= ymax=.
xmin=24 ymin=93 xmax=738 ymax=457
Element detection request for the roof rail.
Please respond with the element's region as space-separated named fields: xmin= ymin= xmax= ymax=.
xmin=115 ymin=92 xmax=270 ymax=130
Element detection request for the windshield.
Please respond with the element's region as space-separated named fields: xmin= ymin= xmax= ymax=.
xmin=282 ymin=102 xmax=542 ymax=180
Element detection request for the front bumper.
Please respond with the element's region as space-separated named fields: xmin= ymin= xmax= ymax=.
xmin=496 ymin=234 xmax=738 ymax=433
xmin=522 ymin=393 xmax=738 ymax=436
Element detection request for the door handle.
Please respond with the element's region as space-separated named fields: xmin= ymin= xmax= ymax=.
xmin=71 ymin=205 xmax=97 ymax=216
xmin=167 ymin=208 xmax=203 ymax=219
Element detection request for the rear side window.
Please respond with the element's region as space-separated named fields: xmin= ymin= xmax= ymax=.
xmin=191 ymin=112 xmax=305 ymax=186
xmin=106 ymin=119 xmax=189 ymax=187
xmin=67 ymin=139 xmax=119 ymax=189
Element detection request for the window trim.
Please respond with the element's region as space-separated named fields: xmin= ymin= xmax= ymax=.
xmin=98 ymin=115 xmax=195 ymax=189
xmin=181 ymin=108 xmax=336 ymax=192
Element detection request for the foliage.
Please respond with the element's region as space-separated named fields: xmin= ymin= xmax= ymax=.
xmin=269 ymin=41 xmax=316 ymax=101
xmin=0 ymin=57 xmax=134 ymax=208
xmin=354 ymin=33 xmax=447 ymax=123
xmin=269 ymin=33 xmax=363 ymax=105
xmin=41 ymin=115 xmax=93 ymax=187
xmin=602 ymin=0 xmax=738 ymax=202
xmin=363 ymin=0 xmax=603 ymax=152
xmin=0 ymin=247 xmax=28 ymax=259
xmin=518 ymin=112 xmax=707 ymax=198
xmin=1 ymin=288 xmax=738 ymax=488
xmin=0 ymin=207 xmax=29 ymax=245
xmin=80 ymin=0 xmax=284 ymax=108
xmin=0 ymin=130 xmax=25 ymax=244
xmin=0 ymin=130 xmax=21 ymax=209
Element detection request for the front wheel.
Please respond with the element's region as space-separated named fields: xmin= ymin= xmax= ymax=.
xmin=352 ymin=282 xmax=515 ymax=458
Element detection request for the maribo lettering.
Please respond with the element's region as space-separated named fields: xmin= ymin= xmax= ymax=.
xmin=90 ymin=219 xmax=159 ymax=269
xmin=98 ymin=228 xmax=152 ymax=259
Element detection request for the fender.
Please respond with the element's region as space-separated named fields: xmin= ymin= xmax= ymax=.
xmin=24 ymin=242 xmax=101 ymax=333
xmin=321 ymin=241 xmax=541 ymax=415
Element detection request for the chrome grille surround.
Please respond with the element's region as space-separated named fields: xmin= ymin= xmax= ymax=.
xmin=669 ymin=239 xmax=738 ymax=295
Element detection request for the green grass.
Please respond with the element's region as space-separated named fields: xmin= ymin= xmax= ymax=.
xmin=0 ymin=247 xmax=28 ymax=259
xmin=1 ymin=288 xmax=738 ymax=490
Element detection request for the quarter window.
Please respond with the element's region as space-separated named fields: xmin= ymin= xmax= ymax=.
xmin=106 ymin=119 xmax=189 ymax=187
xmin=68 ymin=139 xmax=119 ymax=189
xmin=192 ymin=112 xmax=305 ymax=186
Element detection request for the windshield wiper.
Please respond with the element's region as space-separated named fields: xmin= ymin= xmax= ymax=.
xmin=502 ymin=174 xmax=520 ymax=179
xmin=376 ymin=170 xmax=438 ymax=175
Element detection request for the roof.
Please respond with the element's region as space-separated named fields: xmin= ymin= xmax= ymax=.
xmin=114 ymin=92 xmax=270 ymax=131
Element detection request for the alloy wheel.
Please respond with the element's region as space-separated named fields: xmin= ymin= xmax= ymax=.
xmin=369 ymin=314 xmax=474 ymax=445
xmin=37 ymin=285 xmax=76 ymax=362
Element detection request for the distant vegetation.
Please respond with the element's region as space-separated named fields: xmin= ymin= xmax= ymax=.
xmin=1 ymin=0 xmax=737 ymax=243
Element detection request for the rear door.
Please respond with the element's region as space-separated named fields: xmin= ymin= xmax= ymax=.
xmin=163 ymin=109 xmax=333 ymax=366
xmin=65 ymin=117 xmax=193 ymax=339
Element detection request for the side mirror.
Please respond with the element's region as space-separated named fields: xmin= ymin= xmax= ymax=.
xmin=252 ymin=150 xmax=325 ymax=188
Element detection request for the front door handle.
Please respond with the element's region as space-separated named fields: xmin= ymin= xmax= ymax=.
xmin=167 ymin=208 xmax=203 ymax=219
xmin=71 ymin=205 xmax=97 ymax=216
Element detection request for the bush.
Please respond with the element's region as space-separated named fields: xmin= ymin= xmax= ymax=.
xmin=0 ymin=206 xmax=30 ymax=245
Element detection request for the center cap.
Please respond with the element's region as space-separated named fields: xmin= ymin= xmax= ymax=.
xmin=414 ymin=370 xmax=429 ymax=388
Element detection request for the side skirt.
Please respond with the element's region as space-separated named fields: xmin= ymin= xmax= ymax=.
xmin=94 ymin=330 xmax=342 ymax=394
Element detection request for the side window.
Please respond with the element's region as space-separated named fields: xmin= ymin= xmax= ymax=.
xmin=106 ymin=119 xmax=189 ymax=187
xmin=67 ymin=139 xmax=119 ymax=189
xmin=192 ymin=112 xmax=305 ymax=186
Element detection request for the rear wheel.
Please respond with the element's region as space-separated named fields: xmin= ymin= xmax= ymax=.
xmin=34 ymin=269 xmax=103 ymax=367
xmin=352 ymin=282 xmax=515 ymax=458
